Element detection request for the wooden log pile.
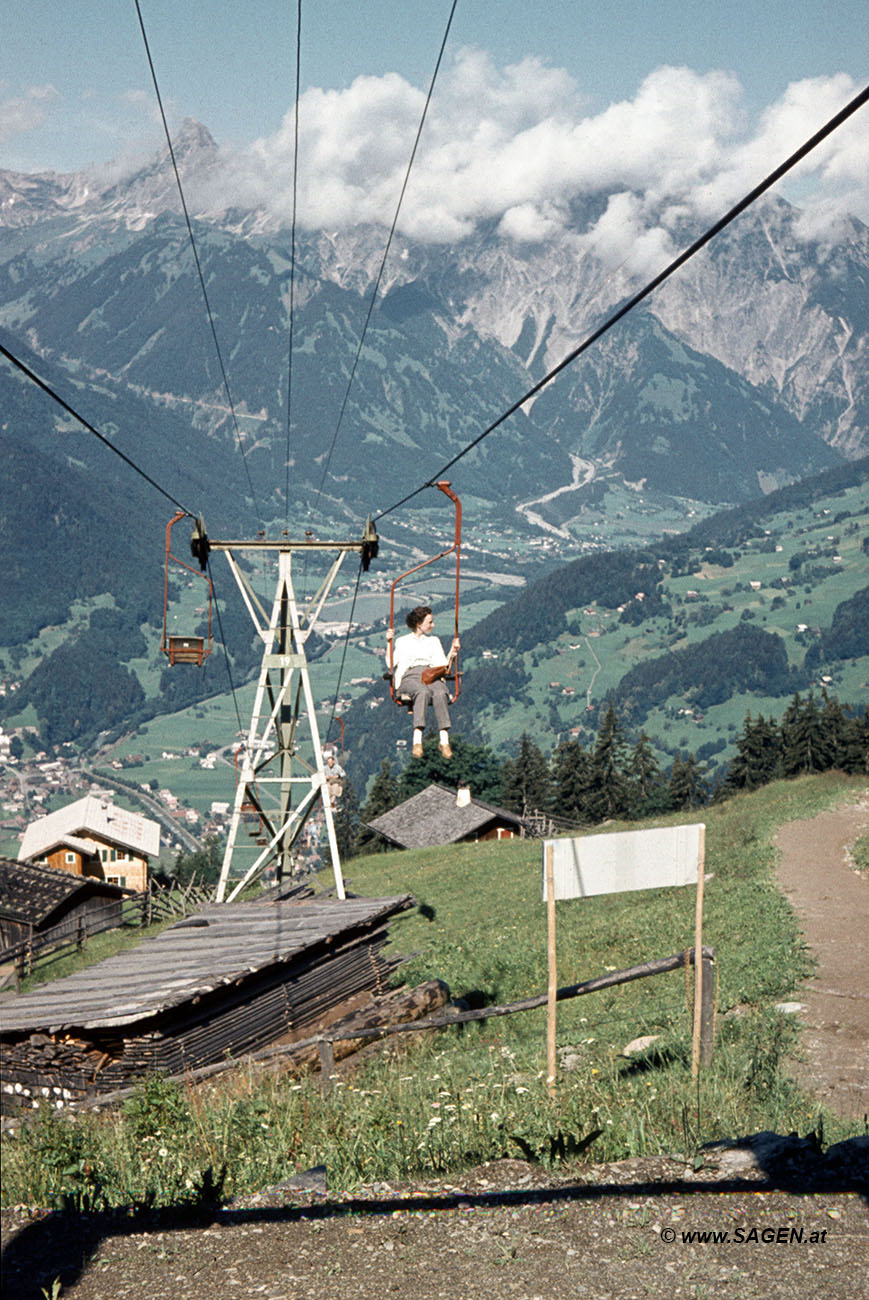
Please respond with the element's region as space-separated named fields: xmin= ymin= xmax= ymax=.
xmin=1 ymin=895 xmax=414 ymax=1111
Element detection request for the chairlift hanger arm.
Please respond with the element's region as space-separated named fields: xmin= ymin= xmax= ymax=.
xmin=387 ymin=480 xmax=461 ymax=615
xmin=161 ymin=510 xmax=214 ymax=664
xmin=386 ymin=480 xmax=462 ymax=704
xmin=186 ymin=514 xmax=377 ymax=568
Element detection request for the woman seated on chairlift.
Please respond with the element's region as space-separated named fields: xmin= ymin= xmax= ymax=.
xmin=386 ymin=605 xmax=460 ymax=759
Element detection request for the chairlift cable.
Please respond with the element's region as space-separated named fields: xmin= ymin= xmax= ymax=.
xmin=302 ymin=0 xmax=458 ymax=719
xmin=207 ymin=560 xmax=246 ymax=735
xmin=311 ymin=0 xmax=460 ymax=515
xmin=372 ymin=81 xmax=869 ymax=523
xmin=134 ymin=0 xmax=264 ymax=530
xmin=323 ymin=559 xmax=365 ymax=750
xmin=284 ymin=0 xmax=303 ymax=526
xmin=0 ymin=340 xmax=195 ymax=515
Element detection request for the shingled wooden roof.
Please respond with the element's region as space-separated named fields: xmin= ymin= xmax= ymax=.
xmin=18 ymin=796 xmax=160 ymax=863
xmin=0 ymin=856 xmax=127 ymax=927
xmin=0 ymin=893 xmax=413 ymax=1036
xmin=366 ymin=783 xmax=525 ymax=849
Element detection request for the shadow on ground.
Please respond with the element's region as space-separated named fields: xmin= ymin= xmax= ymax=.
xmin=3 ymin=1133 xmax=867 ymax=1300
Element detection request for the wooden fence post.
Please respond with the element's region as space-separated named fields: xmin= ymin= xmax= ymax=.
xmin=318 ymin=1039 xmax=335 ymax=1094
xmin=699 ymin=950 xmax=716 ymax=1067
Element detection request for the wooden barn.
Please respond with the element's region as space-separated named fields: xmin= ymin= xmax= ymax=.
xmin=0 ymin=892 xmax=412 ymax=1109
xmin=0 ymin=856 xmax=129 ymax=955
xmin=365 ymin=783 xmax=526 ymax=850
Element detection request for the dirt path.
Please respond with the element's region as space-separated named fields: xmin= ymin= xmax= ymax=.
xmin=774 ymin=794 xmax=869 ymax=1120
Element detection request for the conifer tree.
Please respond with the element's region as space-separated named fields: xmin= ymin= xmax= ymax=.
xmin=627 ymin=730 xmax=666 ymax=814
xmin=500 ymin=732 xmax=552 ymax=817
xmin=356 ymin=759 xmax=401 ymax=854
xmin=550 ymin=737 xmax=592 ymax=823
xmin=398 ymin=734 xmax=503 ymax=802
xmin=172 ymin=833 xmax=224 ymax=886
xmin=724 ymin=712 xmax=782 ymax=791
xmin=838 ymin=710 xmax=869 ymax=775
xmin=781 ymin=692 xmax=830 ymax=775
xmin=668 ymin=752 xmax=709 ymax=810
xmin=819 ymin=689 xmax=848 ymax=770
xmin=331 ymin=778 xmax=360 ymax=862
xmin=585 ymin=704 xmax=631 ymax=822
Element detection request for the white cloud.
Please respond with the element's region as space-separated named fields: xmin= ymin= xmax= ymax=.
xmin=695 ymin=74 xmax=866 ymax=219
xmin=203 ymin=55 xmax=869 ymax=245
xmin=576 ymin=191 xmax=677 ymax=279
xmin=0 ymin=84 xmax=57 ymax=146
xmin=498 ymin=201 xmax=562 ymax=243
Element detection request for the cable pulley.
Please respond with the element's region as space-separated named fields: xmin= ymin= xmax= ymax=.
xmin=361 ymin=516 xmax=379 ymax=571
xmin=190 ymin=514 xmax=211 ymax=571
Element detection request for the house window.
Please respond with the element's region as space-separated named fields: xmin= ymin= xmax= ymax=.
xmin=65 ymin=852 xmax=76 ymax=864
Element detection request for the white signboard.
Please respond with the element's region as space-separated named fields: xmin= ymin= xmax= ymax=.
xmin=543 ymin=824 xmax=704 ymax=901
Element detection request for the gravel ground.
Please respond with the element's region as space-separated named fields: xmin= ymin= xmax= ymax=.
xmin=774 ymin=796 xmax=869 ymax=1118
xmin=3 ymin=798 xmax=868 ymax=1300
xmin=2 ymin=1143 xmax=867 ymax=1300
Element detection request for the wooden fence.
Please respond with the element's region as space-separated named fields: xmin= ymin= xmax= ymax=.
xmin=74 ymin=945 xmax=716 ymax=1108
xmin=0 ymin=880 xmax=213 ymax=984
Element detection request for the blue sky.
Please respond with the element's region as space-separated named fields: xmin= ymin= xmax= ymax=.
xmin=2 ymin=1 xmax=866 ymax=236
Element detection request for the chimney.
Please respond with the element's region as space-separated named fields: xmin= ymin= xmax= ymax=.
xmin=456 ymin=786 xmax=471 ymax=808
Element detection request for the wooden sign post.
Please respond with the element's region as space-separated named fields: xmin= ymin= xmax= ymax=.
xmin=690 ymin=824 xmax=706 ymax=1079
xmin=542 ymin=824 xmax=707 ymax=1086
xmin=545 ymin=843 xmax=557 ymax=1095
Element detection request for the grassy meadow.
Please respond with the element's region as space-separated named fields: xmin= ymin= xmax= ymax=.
xmin=2 ymin=772 xmax=866 ymax=1209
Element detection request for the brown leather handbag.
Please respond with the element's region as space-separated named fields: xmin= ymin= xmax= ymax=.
xmin=421 ymin=665 xmax=448 ymax=685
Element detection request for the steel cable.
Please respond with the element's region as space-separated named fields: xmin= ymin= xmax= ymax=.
xmin=134 ymin=0 xmax=264 ymax=530
xmin=372 ymin=82 xmax=869 ymax=523
xmin=285 ymin=0 xmax=303 ymax=525
xmin=312 ymin=0 xmax=460 ymax=513
xmin=1 ymin=340 xmax=195 ymax=515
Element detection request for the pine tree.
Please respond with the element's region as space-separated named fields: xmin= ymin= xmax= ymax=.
xmin=627 ymin=730 xmax=666 ymax=815
xmin=839 ymin=710 xmax=869 ymax=775
xmin=551 ymin=737 xmax=592 ymax=823
xmin=668 ymin=752 xmax=709 ymax=810
xmin=724 ymin=712 xmax=782 ymax=791
xmin=585 ymin=704 xmax=631 ymax=822
xmin=819 ymin=689 xmax=848 ymax=770
xmin=172 ymin=833 xmax=224 ymax=886
xmin=398 ymin=734 xmax=503 ymax=803
xmin=781 ymin=692 xmax=830 ymax=775
xmin=331 ymin=778 xmax=360 ymax=861
xmin=356 ymin=759 xmax=401 ymax=854
xmin=500 ymin=733 xmax=552 ymax=817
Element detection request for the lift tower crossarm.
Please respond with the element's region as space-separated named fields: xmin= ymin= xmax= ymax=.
xmin=206 ymin=539 xmax=368 ymax=551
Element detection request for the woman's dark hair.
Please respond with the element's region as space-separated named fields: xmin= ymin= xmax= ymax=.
xmin=406 ymin=605 xmax=432 ymax=631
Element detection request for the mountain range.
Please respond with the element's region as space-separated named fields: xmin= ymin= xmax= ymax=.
xmin=2 ymin=120 xmax=866 ymax=536
xmin=1 ymin=121 xmax=867 ymax=779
